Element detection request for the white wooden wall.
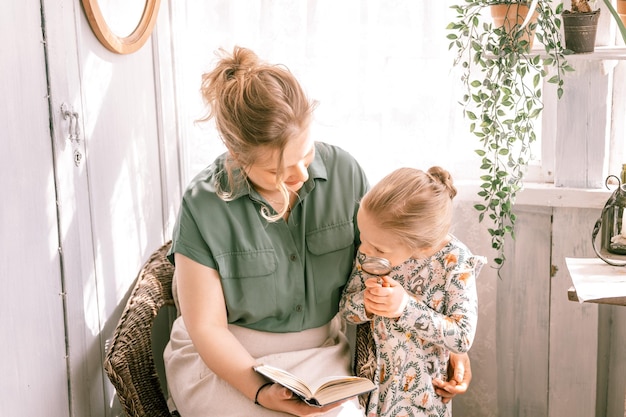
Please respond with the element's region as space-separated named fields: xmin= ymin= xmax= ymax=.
xmin=451 ymin=197 xmax=626 ymax=417
xmin=1 ymin=1 xmax=69 ymax=415
xmin=1 ymin=1 xmax=180 ymax=416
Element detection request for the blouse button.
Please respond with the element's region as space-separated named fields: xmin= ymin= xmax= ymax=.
xmin=295 ymin=305 xmax=303 ymax=312
xmin=289 ymin=254 xmax=297 ymax=261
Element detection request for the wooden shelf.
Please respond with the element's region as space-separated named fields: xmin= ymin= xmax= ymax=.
xmin=564 ymin=46 xmax=626 ymax=60
xmin=568 ymin=286 xmax=626 ymax=306
xmin=527 ymin=46 xmax=626 ymax=60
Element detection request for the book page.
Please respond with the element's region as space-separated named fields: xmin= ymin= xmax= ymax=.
xmin=310 ymin=377 xmax=376 ymax=406
xmin=254 ymin=364 xmax=313 ymax=399
xmin=254 ymin=364 xmax=375 ymax=407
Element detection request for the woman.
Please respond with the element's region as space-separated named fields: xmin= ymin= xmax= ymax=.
xmin=163 ymin=46 xmax=470 ymax=416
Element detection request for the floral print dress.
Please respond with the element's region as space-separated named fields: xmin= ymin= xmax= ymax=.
xmin=339 ymin=236 xmax=485 ymax=417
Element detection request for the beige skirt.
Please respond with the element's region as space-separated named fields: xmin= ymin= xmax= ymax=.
xmin=163 ymin=314 xmax=365 ymax=417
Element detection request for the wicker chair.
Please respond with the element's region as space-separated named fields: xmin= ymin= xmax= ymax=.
xmin=354 ymin=322 xmax=376 ymax=409
xmin=104 ymin=240 xmax=179 ymax=417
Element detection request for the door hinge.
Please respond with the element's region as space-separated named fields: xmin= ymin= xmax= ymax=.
xmin=551 ymin=264 xmax=558 ymax=277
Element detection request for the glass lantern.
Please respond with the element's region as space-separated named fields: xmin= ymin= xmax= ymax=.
xmin=593 ymin=174 xmax=626 ymax=266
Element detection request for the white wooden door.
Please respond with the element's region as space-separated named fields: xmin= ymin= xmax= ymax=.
xmin=0 ymin=1 xmax=71 ymax=415
xmin=41 ymin=1 xmax=178 ymax=416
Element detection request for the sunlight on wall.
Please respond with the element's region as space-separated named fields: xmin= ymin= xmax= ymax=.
xmin=109 ymin=148 xmax=150 ymax=294
xmin=82 ymin=53 xmax=113 ymax=142
xmin=109 ymin=144 xmax=149 ymax=241
xmin=82 ymin=259 xmax=101 ymax=335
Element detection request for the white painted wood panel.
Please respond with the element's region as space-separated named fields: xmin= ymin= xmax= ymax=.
xmin=42 ymin=1 xmax=176 ymax=415
xmin=555 ymin=60 xmax=611 ymax=188
xmin=438 ymin=191 xmax=622 ymax=417
xmin=550 ymin=207 xmax=600 ymax=417
xmin=453 ymin=202 xmax=622 ymax=417
xmin=0 ymin=1 xmax=69 ymax=415
xmin=498 ymin=205 xmax=553 ymax=416
xmin=451 ymin=203 xmax=499 ymax=417
xmin=605 ymin=304 xmax=626 ymax=417
xmin=44 ymin=1 xmax=102 ymax=415
xmin=75 ymin=30 xmax=166 ymax=416
xmin=152 ymin=2 xmax=183 ymax=233
xmin=609 ymin=61 xmax=626 ymax=172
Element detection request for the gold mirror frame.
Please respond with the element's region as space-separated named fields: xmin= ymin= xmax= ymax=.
xmin=81 ymin=0 xmax=161 ymax=54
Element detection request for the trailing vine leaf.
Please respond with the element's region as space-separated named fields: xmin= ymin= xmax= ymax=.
xmin=447 ymin=0 xmax=573 ymax=273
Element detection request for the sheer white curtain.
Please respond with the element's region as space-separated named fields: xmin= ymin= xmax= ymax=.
xmin=170 ymin=0 xmax=487 ymax=186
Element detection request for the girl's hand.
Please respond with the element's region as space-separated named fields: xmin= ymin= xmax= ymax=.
xmin=256 ymin=383 xmax=347 ymax=416
xmin=363 ymin=276 xmax=409 ymax=319
xmin=432 ymin=352 xmax=472 ymax=403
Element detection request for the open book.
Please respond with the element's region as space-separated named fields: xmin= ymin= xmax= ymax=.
xmin=253 ymin=363 xmax=376 ymax=407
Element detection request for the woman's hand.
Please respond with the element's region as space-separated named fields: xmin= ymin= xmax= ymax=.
xmin=255 ymin=383 xmax=347 ymax=416
xmin=363 ymin=276 xmax=409 ymax=319
xmin=432 ymin=352 xmax=472 ymax=403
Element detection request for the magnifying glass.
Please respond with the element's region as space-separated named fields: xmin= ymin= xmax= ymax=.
xmin=357 ymin=252 xmax=392 ymax=285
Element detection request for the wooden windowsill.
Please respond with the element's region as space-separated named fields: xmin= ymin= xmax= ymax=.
xmin=455 ymin=181 xmax=612 ymax=209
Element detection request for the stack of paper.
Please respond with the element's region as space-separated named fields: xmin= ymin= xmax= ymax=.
xmin=566 ymin=257 xmax=626 ymax=303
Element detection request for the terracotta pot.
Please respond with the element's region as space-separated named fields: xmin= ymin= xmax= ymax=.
xmin=490 ymin=3 xmax=538 ymax=50
xmin=562 ymin=9 xmax=600 ymax=54
xmin=618 ymin=0 xmax=626 ymax=28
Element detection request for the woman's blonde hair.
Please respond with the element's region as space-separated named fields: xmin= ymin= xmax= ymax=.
xmin=198 ymin=46 xmax=315 ymax=220
xmin=360 ymin=167 xmax=457 ymax=250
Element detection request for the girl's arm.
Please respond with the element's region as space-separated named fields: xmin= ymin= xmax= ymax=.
xmin=397 ymin=260 xmax=479 ymax=353
xmin=433 ymin=352 xmax=472 ymax=403
xmin=365 ymin=256 xmax=481 ymax=353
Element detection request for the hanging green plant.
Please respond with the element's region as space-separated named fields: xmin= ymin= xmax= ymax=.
xmin=447 ymin=0 xmax=574 ymax=270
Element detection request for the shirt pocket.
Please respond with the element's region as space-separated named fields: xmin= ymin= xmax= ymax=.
xmin=306 ymin=221 xmax=356 ymax=303
xmin=214 ymin=250 xmax=278 ymax=322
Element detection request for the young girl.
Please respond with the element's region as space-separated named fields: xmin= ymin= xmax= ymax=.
xmin=339 ymin=167 xmax=486 ymax=417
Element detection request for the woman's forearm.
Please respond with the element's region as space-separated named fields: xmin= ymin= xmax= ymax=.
xmin=190 ymin=324 xmax=267 ymax=401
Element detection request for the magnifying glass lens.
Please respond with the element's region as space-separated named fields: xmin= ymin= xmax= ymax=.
xmin=359 ymin=253 xmax=392 ymax=276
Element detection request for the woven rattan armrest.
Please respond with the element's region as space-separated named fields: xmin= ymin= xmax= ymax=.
xmin=104 ymin=241 xmax=177 ymax=417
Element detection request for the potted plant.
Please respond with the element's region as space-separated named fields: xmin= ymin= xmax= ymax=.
xmin=618 ymin=0 xmax=626 ymax=28
xmin=562 ymin=0 xmax=626 ymax=53
xmin=562 ymin=0 xmax=601 ymax=53
xmin=447 ymin=0 xmax=573 ymax=269
xmin=490 ymin=1 xmax=540 ymax=49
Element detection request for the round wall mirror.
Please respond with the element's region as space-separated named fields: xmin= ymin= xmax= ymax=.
xmin=81 ymin=0 xmax=161 ymax=54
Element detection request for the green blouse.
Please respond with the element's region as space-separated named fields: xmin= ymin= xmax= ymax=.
xmin=169 ymin=142 xmax=369 ymax=333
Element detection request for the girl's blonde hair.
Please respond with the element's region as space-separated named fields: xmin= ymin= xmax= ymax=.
xmin=361 ymin=167 xmax=457 ymax=250
xmin=199 ymin=46 xmax=315 ymax=220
